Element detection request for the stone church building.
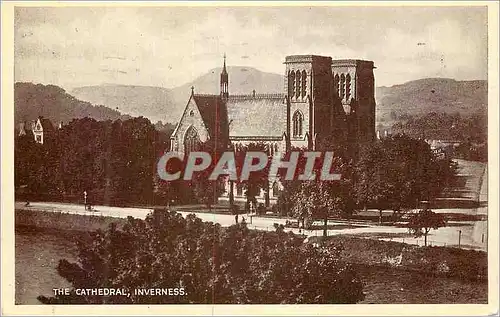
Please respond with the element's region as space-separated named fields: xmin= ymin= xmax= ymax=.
xmin=170 ymin=54 xmax=376 ymax=207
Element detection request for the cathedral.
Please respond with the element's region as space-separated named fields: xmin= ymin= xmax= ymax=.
xmin=170 ymin=54 xmax=376 ymax=206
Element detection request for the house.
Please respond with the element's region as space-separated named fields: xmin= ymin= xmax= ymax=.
xmin=31 ymin=116 xmax=55 ymax=144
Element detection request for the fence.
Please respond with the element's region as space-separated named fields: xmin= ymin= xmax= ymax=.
xmin=379 ymin=231 xmax=488 ymax=251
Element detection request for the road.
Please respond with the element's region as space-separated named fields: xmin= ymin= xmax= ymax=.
xmin=16 ymin=200 xmax=487 ymax=251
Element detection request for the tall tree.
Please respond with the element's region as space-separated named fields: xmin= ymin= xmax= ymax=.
xmin=190 ymin=138 xmax=226 ymax=212
xmin=355 ymin=134 xmax=457 ymax=224
xmin=233 ymin=142 xmax=271 ymax=214
xmin=288 ymin=157 xmax=353 ymax=236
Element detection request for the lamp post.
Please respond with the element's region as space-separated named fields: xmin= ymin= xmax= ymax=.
xmin=458 ymin=230 xmax=462 ymax=248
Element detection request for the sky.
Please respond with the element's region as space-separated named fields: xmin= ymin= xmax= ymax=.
xmin=14 ymin=5 xmax=488 ymax=90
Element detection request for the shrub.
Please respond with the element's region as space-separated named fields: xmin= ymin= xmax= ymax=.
xmin=38 ymin=209 xmax=364 ymax=304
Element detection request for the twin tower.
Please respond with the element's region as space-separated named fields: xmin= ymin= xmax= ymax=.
xmin=282 ymin=55 xmax=376 ymax=151
xmin=217 ymin=54 xmax=376 ymax=152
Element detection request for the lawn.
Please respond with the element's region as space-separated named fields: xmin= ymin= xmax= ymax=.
xmin=358 ymin=264 xmax=487 ymax=304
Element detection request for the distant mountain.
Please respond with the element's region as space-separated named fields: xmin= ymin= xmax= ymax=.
xmin=14 ymin=82 xmax=130 ymax=126
xmin=170 ymin=66 xmax=284 ymax=103
xmin=375 ymin=78 xmax=487 ymax=128
xmin=71 ymin=72 xmax=487 ymax=129
xmin=71 ymin=67 xmax=284 ymax=124
xmin=71 ymin=84 xmax=176 ymax=125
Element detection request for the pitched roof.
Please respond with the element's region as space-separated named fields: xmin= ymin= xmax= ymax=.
xmin=34 ymin=117 xmax=55 ymax=132
xmin=192 ymin=94 xmax=229 ymax=141
xmin=226 ymin=94 xmax=286 ymax=138
xmin=39 ymin=117 xmax=55 ymax=131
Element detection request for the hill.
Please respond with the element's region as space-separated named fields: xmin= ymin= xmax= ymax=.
xmin=71 ymin=67 xmax=283 ymax=124
xmin=71 ymin=84 xmax=176 ymax=125
xmin=376 ymin=78 xmax=487 ymax=128
xmin=170 ymin=66 xmax=284 ymax=103
xmin=14 ymin=82 xmax=130 ymax=126
xmin=71 ymin=73 xmax=487 ymax=129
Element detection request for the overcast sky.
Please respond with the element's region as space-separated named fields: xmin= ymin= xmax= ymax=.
xmin=14 ymin=5 xmax=488 ymax=90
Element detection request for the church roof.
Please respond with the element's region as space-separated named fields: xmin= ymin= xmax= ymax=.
xmin=192 ymin=94 xmax=228 ymax=141
xmin=226 ymin=94 xmax=286 ymax=138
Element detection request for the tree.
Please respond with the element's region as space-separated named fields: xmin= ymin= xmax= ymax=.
xmin=37 ymin=209 xmax=365 ymax=304
xmin=14 ymin=134 xmax=44 ymax=198
xmin=290 ymin=175 xmax=353 ymax=237
xmin=276 ymin=147 xmax=316 ymax=220
xmin=190 ymin=139 xmax=226 ymax=212
xmin=407 ymin=208 xmax=446 ymax=246
xmin=233 ymin=142 xmax=271 ymax=213
xmin=275 ymin=148 xmax=355 ymax=232
xmin=355 ymin=134 xmax=457 ymax=224
xmin=354 ymin=141 xmax=394 ymax=223
xmin=14 ymin=117 xmax=169 ymax=206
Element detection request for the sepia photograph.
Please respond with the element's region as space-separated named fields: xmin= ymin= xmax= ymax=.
xmin=1 ymin=1 xmax=498 ymax=316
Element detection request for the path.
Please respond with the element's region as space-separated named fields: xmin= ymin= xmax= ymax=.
xmin=16 ymin=201 xmax=487 ymax=251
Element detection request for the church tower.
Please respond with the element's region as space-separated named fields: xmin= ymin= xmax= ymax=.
xmin=331 ymin=60 xmax=376 ymax=146
xmin=284 ymin=55 xmax=333 ymax=149
xmin=220 ymin=54 xmax=229 ymax=101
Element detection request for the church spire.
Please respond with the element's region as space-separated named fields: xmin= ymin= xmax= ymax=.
xmin=222 ymin=53 xmax=227 ymax=74
xmin=220 ymin=53 xmax=229 ymax=100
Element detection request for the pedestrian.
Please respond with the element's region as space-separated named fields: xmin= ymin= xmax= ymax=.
xmin=235 ymin=214 xmax=239 ymax=223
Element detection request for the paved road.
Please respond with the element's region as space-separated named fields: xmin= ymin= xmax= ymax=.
xmin=16 ymin=200 xmax=487 ymax=251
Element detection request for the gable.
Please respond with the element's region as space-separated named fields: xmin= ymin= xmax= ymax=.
xmin=194 ymin=95 xmax=228 ymax=141
xmin=171 ymin=95 xmax=210 ymax=147
xmin=35 ymin=121 xmax=43 ymax=131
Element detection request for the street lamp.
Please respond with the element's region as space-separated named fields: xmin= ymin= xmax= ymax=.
xmin=83 ymin=191 xmax=88 ymax=210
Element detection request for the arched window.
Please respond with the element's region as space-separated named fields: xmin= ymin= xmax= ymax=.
xmin=288 ymin=71 xmax=295 ymax=98
xmin=340 ymin=74 xmax=345 ymax=99
xmin=301 ymin=70 xmax=307 ymax=97
xmin=334 ymin=74 xmax=340 ymax=96
xmin=345 ymin=74 xmax=351 ymax=100
xmin=295 ymin=70 xmax=301 ymax=98
xmin=292 ymin=111 xmax=303 ymax=137
xmin=184 ymin=126 xmax=200 ymax=153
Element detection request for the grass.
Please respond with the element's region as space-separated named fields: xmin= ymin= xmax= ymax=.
xmin=313 ymin=235 xmax=488 ymax=282
xmin=15 ymin=208 xmax=126 ymax=232
xmin=357 ymin=264 xmax=487 ymax=304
